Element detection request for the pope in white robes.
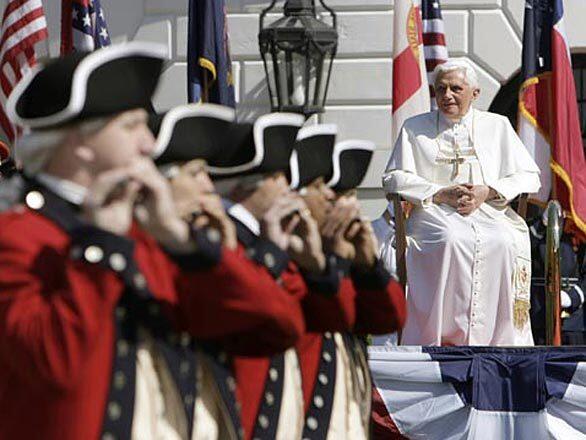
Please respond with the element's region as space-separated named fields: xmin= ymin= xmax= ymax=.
xmin=383 ymin=59 xmax=541 ymax=346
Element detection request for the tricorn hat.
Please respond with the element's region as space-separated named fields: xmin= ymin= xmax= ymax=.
xmin=7 ymin=42 xmax=166 ymax=129
xmin=207 ymin=112 xmax=305 ymax=178
xmin=289 ymin=124 xmax=337 ymax=190
xmin=327 ymin=140 xmax=375 ymax=192
xmin=149 ymin=104 xmax=237 ymax=166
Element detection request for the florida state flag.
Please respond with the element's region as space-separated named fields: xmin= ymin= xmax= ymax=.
xmin=518 ymin=0 xmax=586 ymax=240
xmin=390 ymin=0 xmax=430 ymax=145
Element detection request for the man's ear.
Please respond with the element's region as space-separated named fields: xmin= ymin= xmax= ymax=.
xmin=472 ymin=88 xmax=481 ymax=100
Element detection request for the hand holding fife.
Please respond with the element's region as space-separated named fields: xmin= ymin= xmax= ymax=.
xmin=127 ymin=157 xmax=192 ymax=252
xmin=191 ymin=194 xmax=238 ymax=251
xmin=83 ymin=168 xmax=142 ymax=236
xmin=287 ymin=199 xmax=326 ymax=273
xmin=321 ymin=196 xmax=361 ymax=261
xmin=348 ymin=219 xmax=379 ymax=269
xmin=260 ymin=193 xmax=305 ymax=251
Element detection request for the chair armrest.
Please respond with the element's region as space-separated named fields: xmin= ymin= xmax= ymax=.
xmin=516 ymin=193 xmax=528 ymax=219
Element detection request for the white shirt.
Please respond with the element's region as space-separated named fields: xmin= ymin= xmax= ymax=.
xmin=36 ymin=173 xmax=87 ymax=206
xmin=228 ymin=203 xmax=260 ymax=236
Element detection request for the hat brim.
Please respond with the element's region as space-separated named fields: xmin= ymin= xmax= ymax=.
xmin=327 ymin=139 xmax=375 ymax=191
xmin=7 ymin=42 xmax=167 ymax=129
xmin=150 ymin=103 xmax=236 ymax=165
xmin=207 ymin=112 xmax=305 ymax=177
xmin=289 ymin=124 xmax=337 ymax=190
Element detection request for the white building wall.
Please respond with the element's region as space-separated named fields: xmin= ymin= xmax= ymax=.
xmin=33 ymin=0 xmax=586 ymax=218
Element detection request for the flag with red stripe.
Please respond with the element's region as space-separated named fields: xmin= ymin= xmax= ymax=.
xmin=0 ymin=0 xmax=48 ymax=154
xmin=519 ymin=0 xmax=586 ymax=240
xmin=390 ymin=0 xmax=430 ymax=146
xmin=421 ymin=0 xmax=448 ymax=109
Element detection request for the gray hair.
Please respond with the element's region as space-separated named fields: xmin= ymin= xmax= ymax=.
xmin=433 ymin=59 xmax=479 ymax=89
xmin=16 ymin=117 xmax=110 ymax=175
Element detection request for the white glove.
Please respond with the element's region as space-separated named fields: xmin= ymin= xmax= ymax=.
xmin=561 ymin=290 xmax=572 ymax=309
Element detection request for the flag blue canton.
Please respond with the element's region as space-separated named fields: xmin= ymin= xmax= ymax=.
xmin=422 ymin=0 xmax=443 ymax=19
xmin=72 ymin=0 xmax=110 ymax=50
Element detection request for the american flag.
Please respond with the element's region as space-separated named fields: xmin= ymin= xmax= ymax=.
xmin=61 ymin=0 xmax=111 ymax=55
xmin=0 ymin=0 xmax=48 ymax=148
xmin=421 ymin=0 xmax=448 ymax=109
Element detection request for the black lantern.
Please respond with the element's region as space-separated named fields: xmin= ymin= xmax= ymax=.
xmin=258 ymin=0 xmax=338 ymax=117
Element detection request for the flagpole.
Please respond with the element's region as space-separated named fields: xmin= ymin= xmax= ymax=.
xmin=545 ymin=200 xmax=563 ymax=346
xmin=550 ymin=170 xmax=557 ymax=200
xmin=202 ymin=68 xmax=210 ymax=103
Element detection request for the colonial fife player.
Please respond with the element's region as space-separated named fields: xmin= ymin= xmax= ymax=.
xmin=0 ymin=44 xmax=304 ymax=440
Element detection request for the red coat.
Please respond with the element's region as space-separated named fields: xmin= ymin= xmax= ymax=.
xmin=353 ymin=267 xmax=406 ymax=335
xmin=297 ymin=269 xmax=407 ymax=414
xmin=234 ymin=265 xmax=358 ymax=440
xmin=297 ymin=277 xmax=358 ymax=411
xmin=228 ymin=212 xmax=403 ymax=440
xmin=0 ymin=204 xmax=305 ymax=440
xmin=233 ymin=262 xmax=310 ymax=440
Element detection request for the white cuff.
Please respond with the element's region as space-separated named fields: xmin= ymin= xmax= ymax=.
xmin=561 ymin=291 xmax=572 ymax=309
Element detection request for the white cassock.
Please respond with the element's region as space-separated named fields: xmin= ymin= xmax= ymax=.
xmin=371 ymin=206 xmax=397 ymax=276
xmin=383 ymin=108 xmax=541 ymax=346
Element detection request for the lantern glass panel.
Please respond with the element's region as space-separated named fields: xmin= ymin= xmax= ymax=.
xmin=316 ymin=48 xmax=334 ymax=108
xmin=272 ymin=48 xmax=306 ymax=109
xmin=306 ymin=45 xmax=330 ymax=110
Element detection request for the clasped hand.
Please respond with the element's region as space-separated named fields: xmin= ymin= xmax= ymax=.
xmin=433 ymin=184 xmax=491 ymax=216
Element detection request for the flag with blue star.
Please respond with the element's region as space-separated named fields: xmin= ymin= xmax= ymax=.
xmin=61 ymin=0 xmax=111 ymax=55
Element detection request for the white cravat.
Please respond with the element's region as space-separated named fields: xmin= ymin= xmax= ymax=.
xmin=228 ymin=203 xmax=260 ymax=236
xmin=36 ymin=173 xmax=87 ymax=206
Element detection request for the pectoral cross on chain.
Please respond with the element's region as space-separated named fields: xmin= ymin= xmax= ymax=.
xmin=435 ymin=114 xmax=473 ymax=180
xmin=448 ymin=148 xmax=466 ymax=179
